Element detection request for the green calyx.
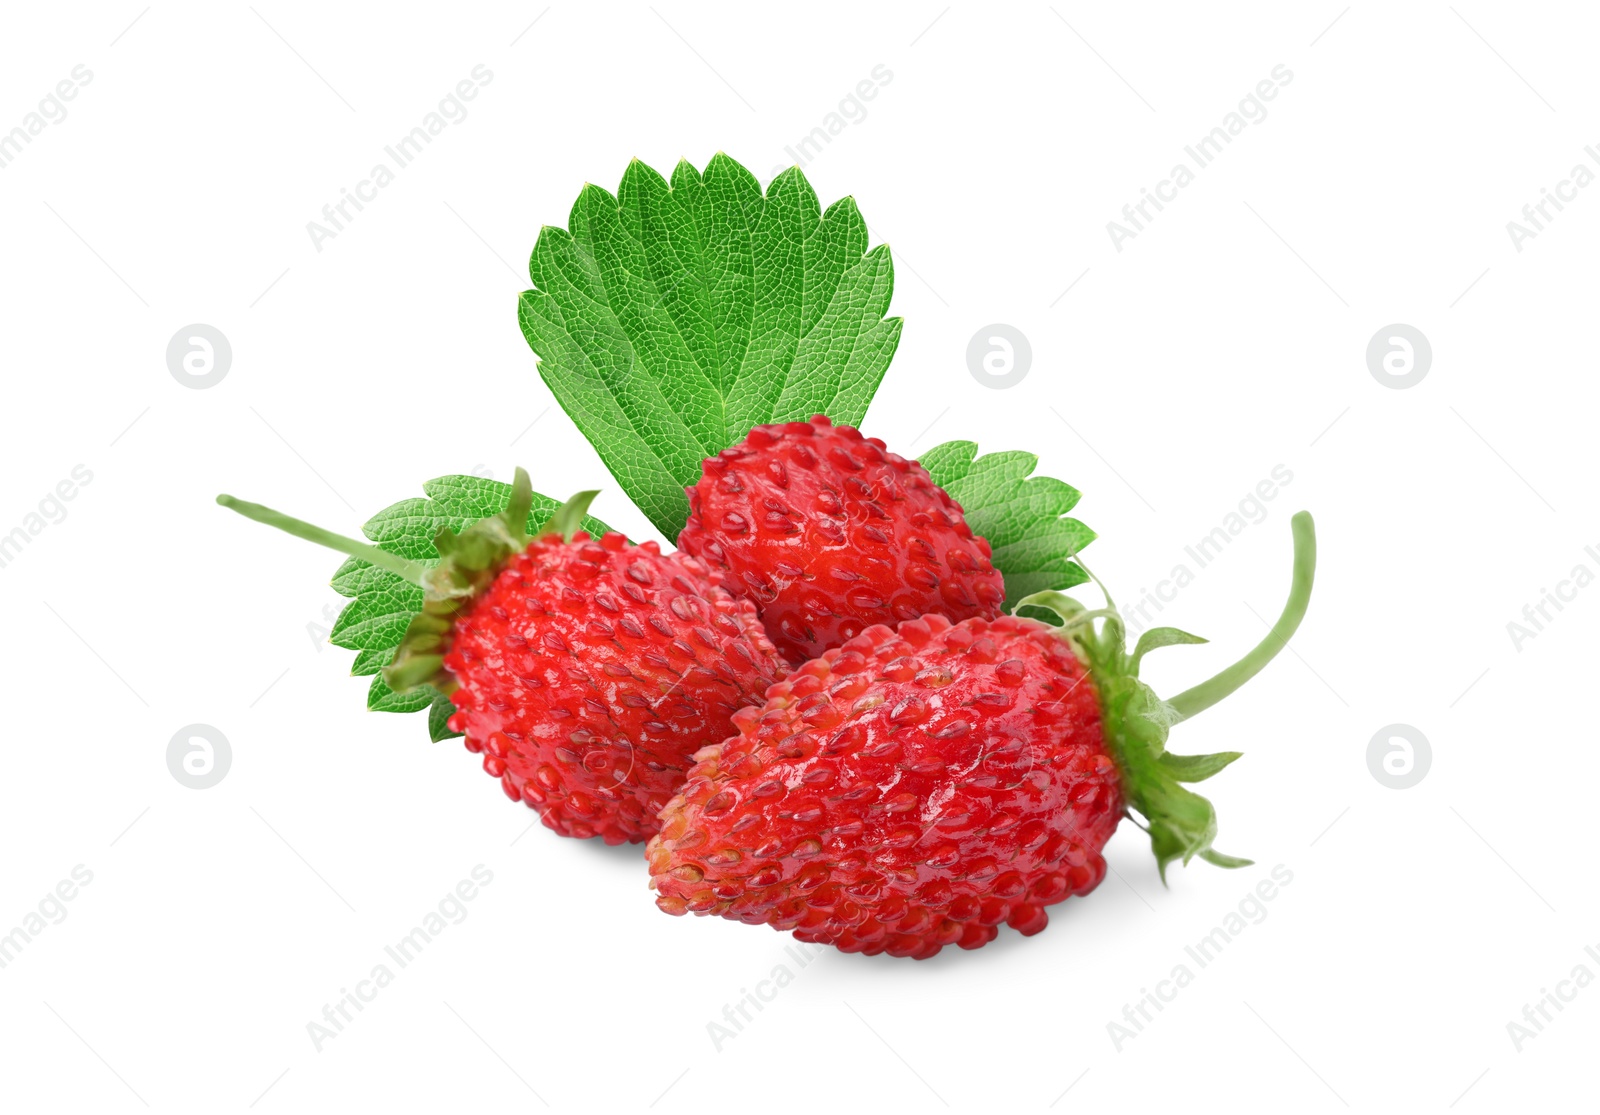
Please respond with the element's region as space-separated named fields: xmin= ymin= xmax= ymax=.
xmin=1017 ymin=510 xmax=1317 ymax=881
xmin=217 ymin=472 xmax=599 ymax=699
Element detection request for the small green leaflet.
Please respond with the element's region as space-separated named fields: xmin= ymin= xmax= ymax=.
xmin=517 ymin=153 xmax=903 ymax=538
xmin=328 ymin=475 xmax=611 ymax=740
xmin=919 ymin=441 xmax=1095 ymax=611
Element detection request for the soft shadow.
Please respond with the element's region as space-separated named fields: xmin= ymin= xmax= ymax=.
xmin=576 ymin=835 xmax=652 ymax=863
xmin=503 ymin=812 xmax=652 ymax=866
xmin=799 ymin=887 xmax=1139 ymax=982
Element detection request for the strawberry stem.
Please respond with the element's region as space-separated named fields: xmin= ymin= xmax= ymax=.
xmin=1164 ymin=511 xmax=1316 ymax=723
xmin=218 ymin=471 xmax=600 ymax=699
xmin=215 ymin=494 xmax=429 ymax=586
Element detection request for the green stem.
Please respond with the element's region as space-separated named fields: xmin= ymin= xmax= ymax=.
xmin=216 ymin=494 xmax=428 ymax=586
xmin=1164 ymin=511 xmax=1316 ymax=723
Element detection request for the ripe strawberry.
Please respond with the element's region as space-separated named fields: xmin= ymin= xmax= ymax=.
xmin=218 ymin=472 xmax=787 ymax=844
xmin=439 ymin=531 xmax=786 ymax=842
xmin=648 ymin=513 xmax=1316 ymax=957
xmin=677 ymin=414 xmax=1007 ymax=665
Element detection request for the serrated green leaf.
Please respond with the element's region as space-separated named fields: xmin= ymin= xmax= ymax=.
xmin=329 ymin=580 xmax=423 ymax=651
xmin=329 ymin=556 xmax=415 ymax=601
xmin=350 ymin=647 xmax=393 ymax=677
xmin=518 ymin=154 xmax=903 ymax=538
xmin=916 ymin=440 xmax=980 ymax=486
xmin=921 ymin=441 xmax=1095 ymax=610
xmin=366 ymin=673 xmax=437 ymax=714
xmin=331 ymin=476 xmax=611 ymax=736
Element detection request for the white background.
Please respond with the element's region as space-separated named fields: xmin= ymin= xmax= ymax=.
xmin=1 ymin=2 xmax=1594 ymax=1111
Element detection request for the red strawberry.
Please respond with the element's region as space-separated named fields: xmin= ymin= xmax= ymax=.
xmin=440 ymin=530 xmax=785 ymax=842
xmin=677 ymin=414 xmax=1006 ymax=665
xmin=647 ymin=513 xmax=1316 ymax=957
xmin=218 ymin=472 xmax=787 ymax=844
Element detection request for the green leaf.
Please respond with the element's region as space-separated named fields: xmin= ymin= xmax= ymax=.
xmin=330 ymin=476 xmax=612 ymax=736
xmin=518 ymin=154 xmax=903 ymax=538
xmin=367 ymin=673 xmax=436 ymax=714
xmin=1158 ymin=751 xmax=1242 ymax=783
xmin=329 ymin=573 xmax=421 ymax=652
xmin=920 ymin=441 xmax=1095 ymax=610
xmin=1131 ymin=626 xmax=1208 ymax=669
xmin=349 ymin=647 xmax=392 ymax=677
xmin=428 ymin=692 xmax=462 ymax=742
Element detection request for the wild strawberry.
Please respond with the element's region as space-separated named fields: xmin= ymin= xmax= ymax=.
xmin=677 ymin=414 xmax=1007 ymax=665
xmin=218 ymin=472 xmax=786 ymax=844
xmin=648 ymin=513 xmax=1316 ymax=957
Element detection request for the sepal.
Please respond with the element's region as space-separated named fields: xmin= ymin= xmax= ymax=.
xmin=1015 ymin=590 xmax=1243 ymax=880
xmin=383 ymin=469 xmax=540 ymax=696
xmin=1131 ymin=626 xmax=1207 ymax=669
xmin=1158 ymin=751 xmax=1242 ymax=782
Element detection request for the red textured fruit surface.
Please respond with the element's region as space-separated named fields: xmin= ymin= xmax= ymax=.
xmin=677 ymin=414 xmax=1006 ymax=665
xmin=646 ymin=611 xmax=1122 ymax=958
xmin=443 ymin=532 xmax=787 ymax=844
